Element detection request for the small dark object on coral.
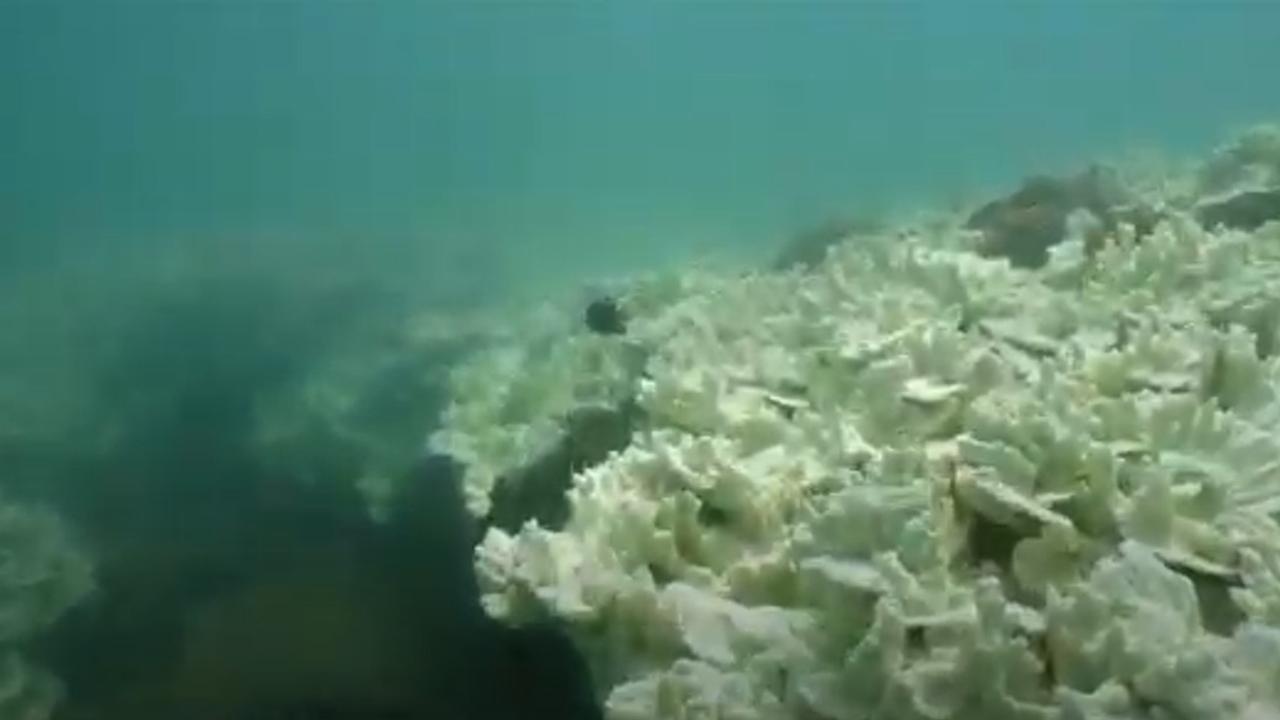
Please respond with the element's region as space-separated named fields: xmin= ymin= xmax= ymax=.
xmin=1196 ymin=188 xmax=1280 ymax=231
xmin=585 ymin=297 xmax=626 ymax=335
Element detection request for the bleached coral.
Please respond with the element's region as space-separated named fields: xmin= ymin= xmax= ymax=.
xmin=0 ymin=497 xmax=94 ymax=720
xmin=441 ymin=129 xmax=1280 ymax=720
xmin=431 ymin=316 xmax=646 ymax=517
xmin=1197 ymin=123 xmax=1280 ymax=196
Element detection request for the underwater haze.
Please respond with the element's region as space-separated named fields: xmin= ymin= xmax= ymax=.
xmin=4 ymin=2 xmax=1280 ymax=720
xmin=5 ymin=1 xmax=1280 ymax=291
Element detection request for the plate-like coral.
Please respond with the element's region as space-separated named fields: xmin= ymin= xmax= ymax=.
xmin=439 ymin=126 xmax=1280 ymax=720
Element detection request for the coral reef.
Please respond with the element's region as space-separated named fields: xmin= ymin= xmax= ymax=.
xmin=1194 ymin=124 xmax=1280 ymax=232
xmin=435 ymin=126 xmax=1280 ymax=720
xmin=0 ymin=498 xmax=94 ymax=720
xmin=429 ymin=308 xmax=648 ymax=521
xmin=1196 ymin=124 xmax=1280 ymax=196
xmin=5 ymin=253 xmax=596 ymax=718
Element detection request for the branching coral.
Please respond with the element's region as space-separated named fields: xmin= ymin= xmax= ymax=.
xmin=437 ymin=127 xmax=1280 ymax=720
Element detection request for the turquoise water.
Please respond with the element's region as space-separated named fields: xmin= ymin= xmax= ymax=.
xmin=3 ymin=3 xmax=1280 ymax=719
xmin=6 ymin=1 xmax=1280 ymax=291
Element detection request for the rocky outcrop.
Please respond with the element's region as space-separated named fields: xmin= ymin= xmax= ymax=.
xmin=966 ymin=166 xmax=1160 ymax=268
xmin=486 ymin=402 xmax=637 ymax=534
xmin=1196 ymin=188 xmax=1280 ymax=231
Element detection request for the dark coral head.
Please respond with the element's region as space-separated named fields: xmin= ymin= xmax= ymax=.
xmin=584 ymin=297 xmax=626 ymax=335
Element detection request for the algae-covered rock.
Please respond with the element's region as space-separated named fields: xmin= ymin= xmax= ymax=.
xmin=967 ymin=165 xmax=1159 ymax=268
xmin=1197 ymin=188 xmax=1280 ymax=231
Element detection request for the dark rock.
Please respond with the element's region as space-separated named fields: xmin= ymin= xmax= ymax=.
xmin=480 ymin=622 xmax=603 ymax=720
xmin=968 ymin=193 xmax=1068 ymax=268
xmin=966 ymin=165 xmax=1160 ymax=269
xmin=585 ymin=297 xmax=626 ymax=335
xmin=1195 ymin=188 xmax=1280 ymax=231
xmin=1105 ymin=203 xmax=1162 ymax=241
xmin=487 ymin=402 xmax=636 ymax=534
xmin=38 ymin=447 xmax=607 ymax=720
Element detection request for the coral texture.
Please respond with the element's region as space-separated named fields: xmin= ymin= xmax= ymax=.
xmin=0 ymin=498 xmax=94 ymax=720
xmin=438 ymin=126 xmax=1280 ymax=720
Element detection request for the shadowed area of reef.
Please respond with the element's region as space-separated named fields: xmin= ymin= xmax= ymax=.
xmin=4 ymin=266 xmax=603 ymax=720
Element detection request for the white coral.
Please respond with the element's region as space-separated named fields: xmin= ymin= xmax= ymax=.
xmin=440 ymin=127 xmax=1280 ymax=720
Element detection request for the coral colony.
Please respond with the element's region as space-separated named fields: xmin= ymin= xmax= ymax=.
xmin=433 ymin=126 xmax=1280 ymax=720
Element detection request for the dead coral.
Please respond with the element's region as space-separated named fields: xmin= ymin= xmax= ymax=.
xmin=1196 ymin=124 xmax=1280 ymax=196
xmin=1190 ymin=125 xmax=1280 ymax=231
